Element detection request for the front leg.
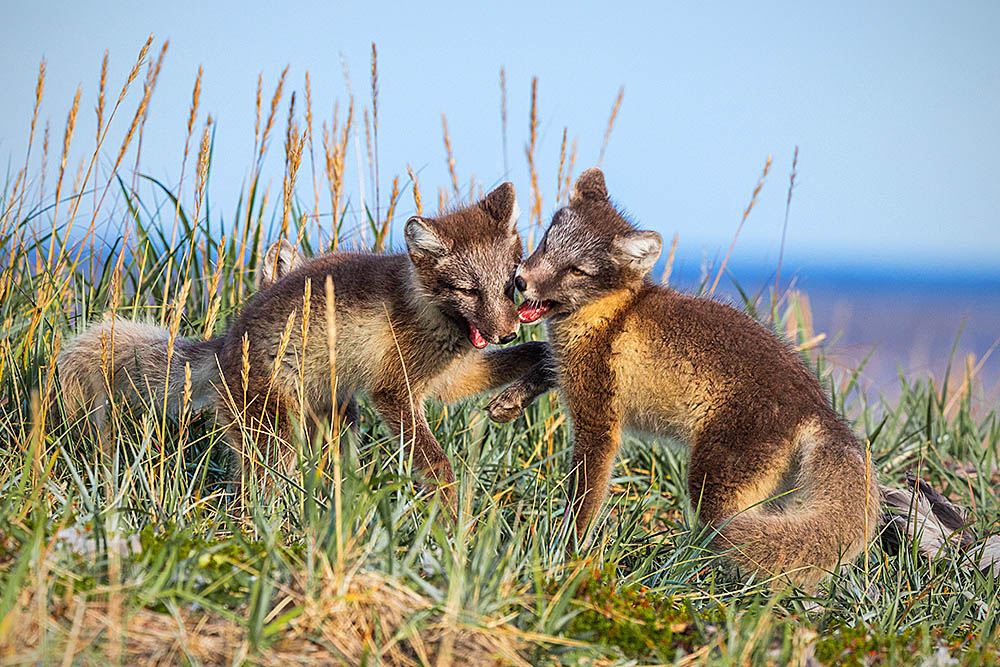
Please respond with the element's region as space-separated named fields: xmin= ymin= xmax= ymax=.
xmin=370 ymin=387 xmax=456 ymax=507
xmin=567 ymin=397 xmax=623 ymax=543
xmin=486 ymin=359 xmax=559 ymax=423
xmin=430 ymin=340 xmax=557 ymax=405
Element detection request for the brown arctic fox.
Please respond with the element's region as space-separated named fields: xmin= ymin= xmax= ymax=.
xmin=59 ymin=183 xmax=550 ymax=502
xmin=489 ymin=168 xmax=879 ymax=587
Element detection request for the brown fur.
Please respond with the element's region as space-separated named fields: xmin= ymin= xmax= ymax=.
xmin=59 ymin=183 xmax=550 ymax=506
xmin=492 ymin=168 xmax=880 ymax=587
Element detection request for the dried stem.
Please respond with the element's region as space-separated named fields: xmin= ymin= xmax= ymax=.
xmin=597 ymin=86 xmax=624 ymax=166
xmin=710 ymin=155 xmax=773 ymax=296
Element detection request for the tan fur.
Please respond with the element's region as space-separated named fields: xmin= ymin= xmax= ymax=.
xmin=493 ymin=168 xmax=879 ymax=587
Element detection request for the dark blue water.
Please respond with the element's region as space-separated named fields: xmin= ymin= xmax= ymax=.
xmin=663 ymin=258 xmax=1000 ymax=408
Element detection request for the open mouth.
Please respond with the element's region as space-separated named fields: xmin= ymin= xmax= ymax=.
xmin=517 ymin=300 xmax=553 ymax=324
xmin=467 ymin=320 xmax=489 ymax=348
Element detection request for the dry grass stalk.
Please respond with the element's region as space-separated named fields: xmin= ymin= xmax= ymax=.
xmin=661 ymin=232 xmax=679 ymax=285
xmin=944 ymin=334 xmax=1000 ymax=417
xmin=363 ymin=107 xmax=375 ymax=212
xmin=564 ymin=138 xmax=578 ymax=203
xmin=258 ymin=65 xmax=289 ymax=169
xmin=709 ymin=155 xmax=772 ymax=296
xmin=321 ymin=98 xmax=354 ymax=250
xmin=324 ymin=275 xmax=339 ymax=518
xmin=161 ymin=66 xmax=203 ymax=314
xmin=96 ymin=50 xmax=108 ymax=153
xmin=556 ymin=127 xmax=567 ymax=205
xmin=773 ymin=146 xmax=799 ymax=312
xmin=280 ymin=119 xmax=307 ymax=250
xmin=253 ymin=72 xmax=263 ymax=155
xmin=298 ymin=277 xmax=312 ymax=431
xmin=37 ymin=120 xmax=50 ymax=212
xmin=442 ymin=113 xmax=460 ymax=198
xmin=524 ymin=77 xmax=541 ymax=251
xmin=371 ymin=42 xmax=381 ymax=224
xmin=114 ymin=35 xmax=153 ymax=110
xmin=10 ymin=59 xmax=46 ymax=232
xmin=597 ymin=86 xmax=624 ymax=166
xmin=468 ymin=174 xmax=480 ymax=203
xmin=203 ymin=236 xmax=226 ymax=339
xmin=189 ymin=116 xmax=213 ymax=241
xmin=131 ymin=40 xmax=169 ymax=192
xmin=407 ymin=164 xmax=423 ymax=216
xmin=375 ymin=175 xmax=400 ymax=252
xmin=44 ymin=85 xmax=81 ymax=270
xmin=304 ymin=71 xmax=321 ymax=237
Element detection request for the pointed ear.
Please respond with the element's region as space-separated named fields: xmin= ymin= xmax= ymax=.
xmin=404 ymin=216 xmax=450 ymax=257
xmin=258 ymin=238 xmax=304 ymax=289
xmin=612 ymin=230 xmax=662 ymax=275
xmin=570 ymin=167 xmax=609 ymax=205
xmin=480 ymin=182 xmax=519 ymax=231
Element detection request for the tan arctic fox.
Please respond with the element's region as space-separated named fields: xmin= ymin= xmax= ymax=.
xmin=59 ymin=183 xmax=550 ymax=501
xmin=490 ymin=168 xmax=879 ymax=587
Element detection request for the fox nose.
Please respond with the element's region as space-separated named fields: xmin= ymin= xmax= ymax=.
xmin=499 ymin=332 xmax=517 ymax=344
xmin=514 ymin=275 xmax=527 ymax=292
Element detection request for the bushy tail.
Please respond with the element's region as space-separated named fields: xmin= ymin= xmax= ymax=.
xmin=713 ymin=423 xmax=881 ymax=588
xmin=56 ymin=318 xmax=223 ymax=430
xmin=881 ymin=474 xmax=1000 ymax=577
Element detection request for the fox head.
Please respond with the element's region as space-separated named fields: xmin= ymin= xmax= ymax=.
xmin=405 ymin=182 xmax=523 ymax=348
xmin=515 ymin=168 xmax=662 ymax=323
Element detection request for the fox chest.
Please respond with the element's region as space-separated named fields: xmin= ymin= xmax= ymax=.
xmin=550 ymin=323 xmax=702 ymax=441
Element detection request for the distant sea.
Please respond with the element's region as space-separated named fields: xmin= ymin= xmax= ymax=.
xmin=663 ymin=259 xmax=1000 ymax=411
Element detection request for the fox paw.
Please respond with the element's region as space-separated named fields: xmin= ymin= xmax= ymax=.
xmin=487 ymin=386 xmax=528 ymax=423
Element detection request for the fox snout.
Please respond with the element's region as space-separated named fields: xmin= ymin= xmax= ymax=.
xmin=513 ymin=262 xmax=549 ymax=302
xmin=486 ymin=307 xmax=521 ymax=345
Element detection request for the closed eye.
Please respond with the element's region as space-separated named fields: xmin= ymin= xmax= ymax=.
xmin=453 ymin=285 xmax=479 ymax=297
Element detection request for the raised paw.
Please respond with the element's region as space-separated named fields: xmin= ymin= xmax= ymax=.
xmin=487 ymin=384 xmax=530 ymax=423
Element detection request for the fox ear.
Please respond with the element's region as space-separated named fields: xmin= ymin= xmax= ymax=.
xmin=612 ymin=230 xmax=662 ymax=275
xmin=258 ymin=238 xmax=304 ymax=289
xmin=480 ymin=182 xmax=519 ymax=231
xmin=570 ymin=168 xmax=609 ymax=205
xmin=405 ymin=216 xmax=450 ymax=257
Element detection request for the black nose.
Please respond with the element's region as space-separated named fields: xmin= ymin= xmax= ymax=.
xmin=514 ymin=275 xmax=527 ymax=292
xmin=499 ymin=332 xmax=517 ymax=344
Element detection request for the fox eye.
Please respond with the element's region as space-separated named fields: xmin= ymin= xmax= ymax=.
xmin=454 ymin=285 xmax=479 ymax=297
xmin=568 ymin=266 xmax=590 ymax=278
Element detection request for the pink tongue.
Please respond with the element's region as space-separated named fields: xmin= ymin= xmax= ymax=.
xmin=518 ymin=301 xmax=546 ymax=323
xmin=468 ymin=322 xmax=488 ymax=348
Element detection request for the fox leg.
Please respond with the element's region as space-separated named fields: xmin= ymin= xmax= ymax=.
xmin=686 ymin=423 xmax=795 ymax=580
xmin=431 ymin=341 xmax=555 ymax=406
xmin=337 ymin=392 xmax=360 ymax=432
xmin=687 ymin=427 xmax=788 ymax=526
xmin=223 ymin=384 xmax=300 ymax=501
xmin=486 ymin=358 xmax=559 ymax=422
xmin=567 ymin=414 xmax=623 ymax=542
xmin=562 ymin=356 xmax=623 ymax=542
xmin=370 ymin=388 xmax=456 ymax=507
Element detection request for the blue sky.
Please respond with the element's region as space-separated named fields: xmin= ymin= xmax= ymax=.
xmin=3 ymin=1 xmax=999 ymax=278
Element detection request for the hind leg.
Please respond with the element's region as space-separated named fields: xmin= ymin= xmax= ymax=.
xmin=337 ymin=392 xmax=360 ymax=433
xmin=223 ymin=387 xmax=299 ymax=506
xmin=687 ymin=426 xmax=795 ymax=580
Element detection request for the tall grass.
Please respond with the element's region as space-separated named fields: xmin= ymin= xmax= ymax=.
xmin=0 ymin=40 xmax=998 ymax=665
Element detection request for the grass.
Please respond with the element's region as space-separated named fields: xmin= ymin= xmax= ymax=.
xmin=1 ymin=39 xmax=999 ymax=665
